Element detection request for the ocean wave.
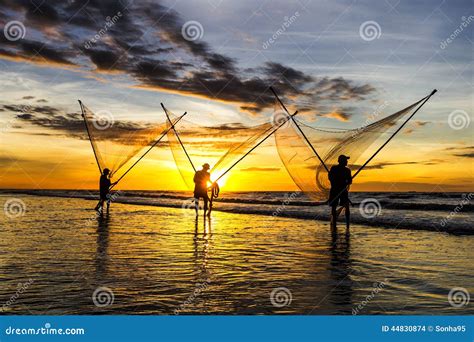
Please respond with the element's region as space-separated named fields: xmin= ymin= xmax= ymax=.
xmin=1 ymin=189 xmax=472 ymax=235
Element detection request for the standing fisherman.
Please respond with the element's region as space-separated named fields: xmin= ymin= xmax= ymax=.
xmin=328 ymin=155 xmax=352 ymax=229
xmin=95 ymin=168 xmax=116 ymax=213
xmin=193 ymin=163 xmax=211 ymax=216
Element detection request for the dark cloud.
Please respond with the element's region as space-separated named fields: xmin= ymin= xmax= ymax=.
xmin=81 ymin=48 xmax=124 ymax=71
xmin=24 ymin=0 xmax=61 ymax=26
xmin=0 ymin=35 xmax=76 ymax=66
xmin=22 ymin=96 xmax=35 ymax=99
xmin=446 ymin=145 xmax=474 ymax=158
xmin=2 ymin=101 xmax=268 ymax=145
xmin=455 ymin=153 xmax=474 ymax=158
xmin=0 ymin=1 xmax=376 ymax=114
xmin=0 ymin=103 xmax=144 ymax=140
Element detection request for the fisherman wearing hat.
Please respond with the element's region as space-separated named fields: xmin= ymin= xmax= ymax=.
xmin=95 ymin=168 xmax=116 ymax=212
xmin=193 ymin=163 xmax=211 ymax=216
xmin=328 ymin=155 xmax=352 ymax=229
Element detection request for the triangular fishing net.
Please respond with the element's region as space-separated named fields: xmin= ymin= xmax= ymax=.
xmin=163 ymin=100 xmax=289 ymax=190
xmin=274 ymin=94 xmax=431 ymax=202
xmin=80 ymin=101 xmax=179 ymax=180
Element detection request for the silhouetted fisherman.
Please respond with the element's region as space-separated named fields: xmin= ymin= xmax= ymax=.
xmin=95 ymin=168 xmax=116 ymax=212
xmin=193 ymin=163 xmax=211 ymax=216
xmin=328 ymin=155 xmax=352 ymax=229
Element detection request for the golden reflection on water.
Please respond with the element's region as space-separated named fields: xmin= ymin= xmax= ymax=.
xmin=0 ymin=195 xmax=473 ymax=315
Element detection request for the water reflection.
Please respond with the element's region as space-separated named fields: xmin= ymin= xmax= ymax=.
xmin=95 ymin=211 xmax=110 ymax=277
xmin=194 ymin=216 xmax=212 ymax=281
xmin=328 ymin=226 xmax=353 ymax=312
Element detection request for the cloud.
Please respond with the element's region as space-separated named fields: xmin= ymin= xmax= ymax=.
xmin=444 ymin=145 xmax=474 ymax=158
xmin=0 ymin=103 xmax=152 ymax=141
xmin=404 ymin=120 xmax=430 ymax=134
xmin=1 ymin=101 xmax=274 ymax=147
xmin=455 ymin=153 xmax=474 ymax=158
xmin=321 ymin=110 xmax=351 ymax=122
xmin=0 ymin=33 xmax=76 ymax=67
xmin=0 ymin=1 xmax=376 ymax=115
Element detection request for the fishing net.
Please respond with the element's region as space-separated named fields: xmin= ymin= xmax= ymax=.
xmin=274 ymin=94 xmax=430 ymax=202
xmin=163 ymin=99 xmax=289 ymax=190
xmin=80 ymin=101 xmax=179 ymax=180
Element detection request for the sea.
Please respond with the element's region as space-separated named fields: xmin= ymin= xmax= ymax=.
xmin=3 ymin=189 xmax=472 ymax=235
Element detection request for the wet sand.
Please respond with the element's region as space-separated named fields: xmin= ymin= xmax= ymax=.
xmin=0 ymin=194 xmax=472 ymax=314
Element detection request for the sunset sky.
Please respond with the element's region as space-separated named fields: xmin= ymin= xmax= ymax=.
xmin=0 ymin=0 xmax=472 ymax=192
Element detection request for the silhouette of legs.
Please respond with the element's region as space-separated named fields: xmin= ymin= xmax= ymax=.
xmin=331 ymin=204 xmax=338 ymax=229
xmin=202 ymin=196 xmax=209 ymax=216
xmin=95 ymin=199 xmax=105 ymax=212
xmin=344 ymin=204 xmax=350 ymax=230
xmin=194 ymin=198 xmax=199 ymax=216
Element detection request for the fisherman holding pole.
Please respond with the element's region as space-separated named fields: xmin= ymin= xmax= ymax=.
xmin=193 ymin=163 xmax=211 ymax=217
xmin=328 ymin=155 xmax=352 ymax=229
xmin=95 ymin=168 xmax=117 ymax=213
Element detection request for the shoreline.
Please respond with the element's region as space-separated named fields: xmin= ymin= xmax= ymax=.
xmin=1 ymin=190 xmax=472 ymax=236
